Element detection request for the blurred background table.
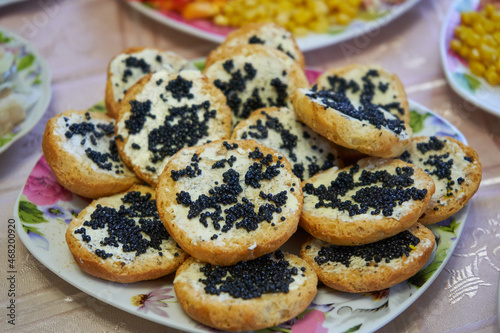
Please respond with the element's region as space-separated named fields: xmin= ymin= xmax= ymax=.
xmin=0 ymin=0 xmax=499 ymax=332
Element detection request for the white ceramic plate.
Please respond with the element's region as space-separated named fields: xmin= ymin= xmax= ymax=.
xmin=0 ymin=27 xmax=52 ymax=154
xmin=440 ymin=0 xmax=500 ymax=118
xmin=14 ymin=90 xmax=470 ymax=332
xmin=126 ymin=0 xmax=422 ymax=52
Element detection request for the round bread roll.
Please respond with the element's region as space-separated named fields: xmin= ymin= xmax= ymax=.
xmin=301 ymin=157 xmax=435 ymax=246
xmin=174 ymin=251 xmax=317 ymax=331
xmin=156 ymin=140 xmax=303 ymax=266
xmin=232 ymin=106 xmax=342 ymax=181
xmin=399 ymin=136 xmax=482 ymax=224
xmin=115 ymin=69 xmax=232 ymax=186
xmin=105 ymin=47 xmax=194 ymax=118
xmin=42 ymin=109 xmax=141 ymax=199
xmin=203 ymin=44 xmax=309 ymax=127
xmin=292 ymin=86 xmax=412 ymax=158
xmin=315 ymin=64 xmax=410 ymax=125
xmin=300 ymin=223 xmax=435 ymax=293
xmin=65 ymin=185 xmax=189 ymax=283
xmin=207 ymin=22 xmax=305 ymax=69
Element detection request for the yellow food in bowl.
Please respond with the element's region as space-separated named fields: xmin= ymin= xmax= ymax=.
xmin=215 ymin=0 xmax=362 ymax=36
xmin=450 ymin=4 xmax=500 ymax=85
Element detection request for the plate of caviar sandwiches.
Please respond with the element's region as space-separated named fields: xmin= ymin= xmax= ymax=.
xmin=441 ymin=0 xmax=500 ymax=118
xmin=125 ymin=0 xmax=422 ymax=52
xmin=14 ymin=26 xmax=482 ymax=333
xmin=0 ymin=27 xmax=51 ymax=154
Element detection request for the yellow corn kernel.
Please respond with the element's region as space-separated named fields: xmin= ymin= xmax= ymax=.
xmin=461 ymin=11 xmax=473 ymax=25
xmin=483 ymin=19 xmax=495 ymax=33
xmin=469 ymin=60 xmax=486 ymax=76
xmin=464 ymin=31 xmax=481 ymax=47
xmin=454 ymin=25 xmax=468 ymax=40
xmin=480 ymin=44 xmax=498 ymax=65
xmin=485 ymin=69 xmax=500 ymax=85
xmin=310 ymin=17 xmax=330 ymax=33
xmin=336 ymin=13 xmax=352 ymax=25
xmin=450 ymin=39 xmax=462 ymax=52
xmin=492 ymin=32 xmax=500 ymax=45
xmin=472 ymin=22 xmax=486 ymax=35
xmin=482 ymin=35 xmax=498 ymax=47
xmin=485 ymin=4 xmax=496 ymax=18
xmin=459 ymin=46 xmax=470 ymax=59
xmin=469 ymin=48 xmax=481 ymax=61
xmin=292 ymin=26 xmax=309 ymax=36
xmin=469 ymin=11 xmax=480 ymax=24
xmin=214 ymin=14 xmax=229 ymax=25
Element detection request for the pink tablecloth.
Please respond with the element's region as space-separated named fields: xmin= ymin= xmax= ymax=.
xmin=0 ymin=0 xmax=499 ymax=332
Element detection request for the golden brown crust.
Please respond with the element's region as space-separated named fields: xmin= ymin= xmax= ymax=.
xmin=42 ymin=109 xmax=142 ymax=199
xmin=292 ymin=88 xmax=412 ymax=158
xmin=65 ymin=185 xmax=189 ymax=283
xmin=315 ymin=64 xmax=410 ymax=125
xmin=406 ymin=136 xmax=482 ymax=224
xmin=156 ymin=140 xmax=303 ymax=266
xmin=174 ymin=253 xmax=317 ymax=331
xmin=115 ymin=71 xmax=232 ymax=187
xmin=105 ymin=47 xmax=153 ymax=119
xmin=300 ymin=223 xmax=435 ymax=293
xmin=210 ymin=22 xmax=305 ymax=69
xmin=300 ymin=158 xmax=435 ymax=245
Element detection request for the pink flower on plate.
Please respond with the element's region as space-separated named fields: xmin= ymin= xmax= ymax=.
xmin=131 ymin=286 xmax=175 ymax=318
xmin=291 ymin=310 xmax=328 ymax=333
xmin=306 ymin=69 xmax=323 ymax=85
xmin=23 ymin=156 xmax=72 ymax=206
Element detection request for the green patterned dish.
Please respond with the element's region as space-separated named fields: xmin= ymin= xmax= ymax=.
xmin=0 ymin=27 xmax=51 ymax=153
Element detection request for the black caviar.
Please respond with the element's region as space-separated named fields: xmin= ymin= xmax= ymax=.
xmin=199 ymin=251 xmax=298 ymax=299
xmin=64 ymin=114 xmax=125 ymax=173
xmin=238 ymin=111 xmax=336 ymax=180
xmin=148 ymin=101 xmax=216 ymax=164
xmin=303 ymin=165 xmax=427 ymax=217
xmin=306 ymin=85 xmax=406 ymax=135
xmin=213 ymin=59 xmax=289 ymax=122
xmin=74 ymin=191 xmax=169 ymax=260
xmin=323 ymin=69 xmax=405 ymax=117
xmin=175 ymin=145 xmax=287 ymax=233
xmin=400 ymin=137 xmax=464 ymax=196
xmin=248 ymin=35 xmax=264 ymax=44
xmin=314 ymin=230 xmax=421 ymax=267
xmin=165 ymin=75 xmax=194 ymax=102
xmin=124 ymin=74 xmax=219 ymax=170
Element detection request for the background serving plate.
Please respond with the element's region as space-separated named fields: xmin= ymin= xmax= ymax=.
xmin=0 ymin=27 xmax=51 ymax=154
xmin=440 ymin=0 xmax=500 ymax=118
xmin=14 ymin=65 xmax=470 ymax=332
xmin=125 ymin=0 xmax=422 ymax=52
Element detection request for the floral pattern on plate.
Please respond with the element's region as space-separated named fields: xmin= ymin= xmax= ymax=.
xmin=440 ymin=0 xmax=500 ymax=118
xmin=15 ymin=72 xmax=469 ymax=332
xmin=0 ymin=28 xmax=51 ymax=153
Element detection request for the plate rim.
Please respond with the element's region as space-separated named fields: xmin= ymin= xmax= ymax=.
xmin=125 ymin=0 xmax=423 ymax=52
xmin=439 ymin=0 xmax=500 ymax=118
xmin=0 ymin=27 xmax=52 ymax=154
xmin=13 ymin=98 xmax=470 ymax=333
